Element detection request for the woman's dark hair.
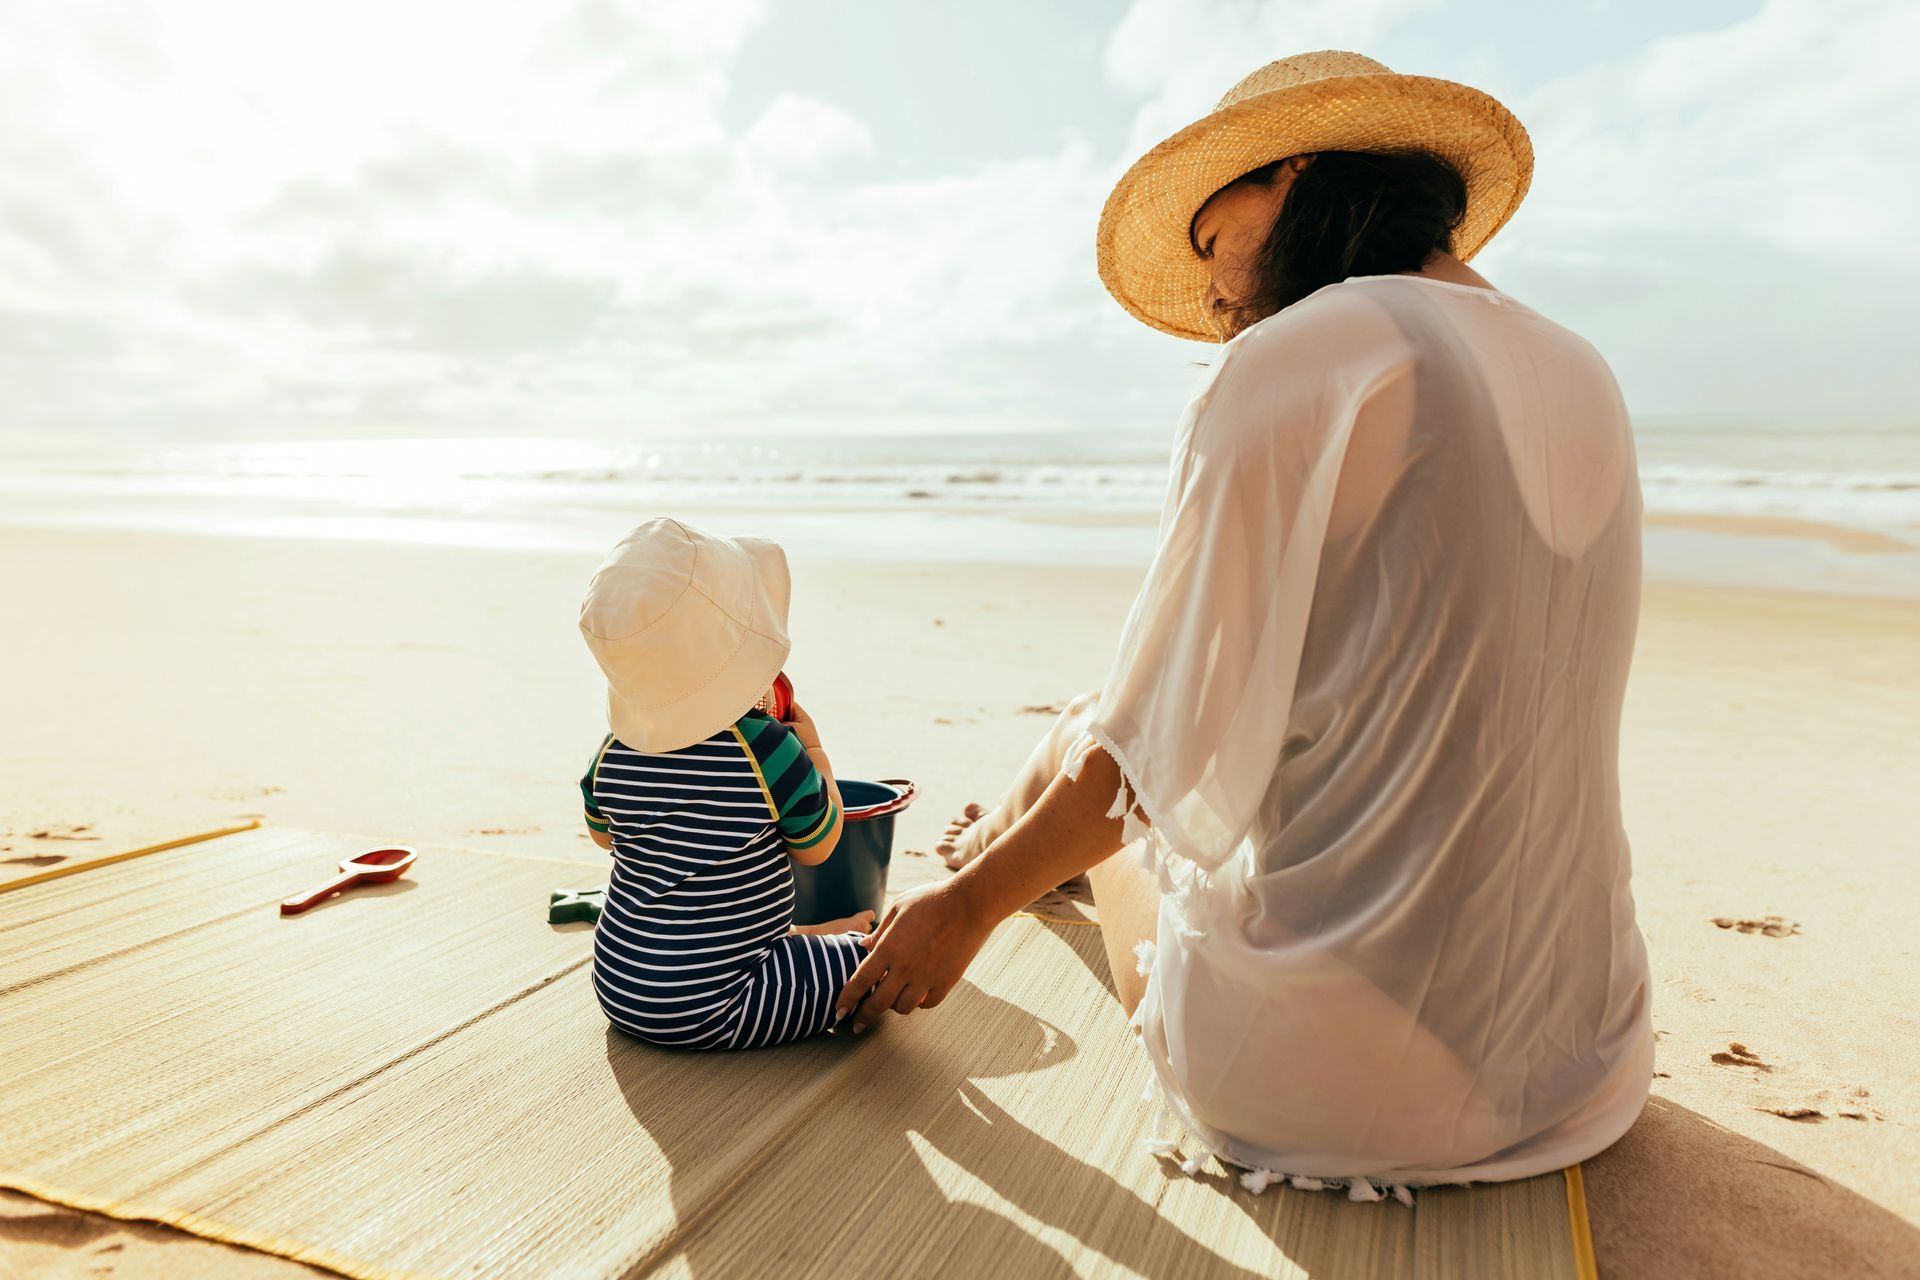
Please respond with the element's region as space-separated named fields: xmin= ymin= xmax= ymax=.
xmin=1212 ymin=150 xmax=1467 ymax=330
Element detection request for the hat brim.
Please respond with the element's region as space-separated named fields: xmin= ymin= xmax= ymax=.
xmin=604 ymin=532 xmax=793 ymax=754
xmin=1096 ymin=73 xmax=1534 ymax=342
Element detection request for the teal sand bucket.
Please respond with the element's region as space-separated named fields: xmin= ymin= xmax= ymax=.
xmin=790 ymin=778 xmax=916 ymax=926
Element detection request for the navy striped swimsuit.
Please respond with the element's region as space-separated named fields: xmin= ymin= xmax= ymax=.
xmin=580 ymin=710 xmax=863 ymax=1050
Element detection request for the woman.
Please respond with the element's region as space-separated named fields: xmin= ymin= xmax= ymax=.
xmin=836 ymin=50 xmax=1653 ymax=1194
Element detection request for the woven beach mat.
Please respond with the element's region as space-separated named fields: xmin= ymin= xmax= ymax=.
xmin=0 ymin=828 xmax=1594 ymax=1279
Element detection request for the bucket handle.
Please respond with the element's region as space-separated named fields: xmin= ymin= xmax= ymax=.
xmin=843 ymin=778 xmax=917 ymax=822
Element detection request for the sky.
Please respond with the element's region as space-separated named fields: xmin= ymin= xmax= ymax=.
xmin=1 ymin=0 xmax=1915 ymax=439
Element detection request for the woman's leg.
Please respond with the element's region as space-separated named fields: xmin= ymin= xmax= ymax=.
xmin=938 ymin=689 xmax=1101 ymax=868
xmin=1086 ymin=848 xmax=1159 ymax=1017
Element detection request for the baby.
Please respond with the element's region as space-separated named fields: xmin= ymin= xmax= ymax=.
xmin=577 ymin=518 xmax=872 ymax=1050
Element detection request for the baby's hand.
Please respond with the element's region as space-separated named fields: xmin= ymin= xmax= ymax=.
xmin=787 ymin=700 xmax=823 ymax=749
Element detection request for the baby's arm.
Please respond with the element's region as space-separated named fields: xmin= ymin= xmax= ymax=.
xmin=739 ymin=705 xmax=844 ymax=866
xmin=784 ymin=703 xmax=845 ymax=866
xmin=581 ymin=735 xmax=616 ymax=851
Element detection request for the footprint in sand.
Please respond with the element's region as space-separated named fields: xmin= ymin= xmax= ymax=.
xmin=20 ymin=823 xmax=99 ymax=843
xmin=1710 ymin=915 xmax=1801 ymax=938
xmin=1759 ymin=1086 xmax=1886 ymax=1123
xmin=1760 ymin=1106 xmax=1827 ymax=1122
xmin=2 ymin=854 xmax=67 ymax=868
xmin=1710 ymin=1042 xmax=1773 ymax=1073
xmin=1018 ymin=703 xmax=1066 ymax=716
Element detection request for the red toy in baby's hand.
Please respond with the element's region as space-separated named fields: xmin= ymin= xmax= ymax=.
xmin=758 ymin=672 xmax=794 ymax=722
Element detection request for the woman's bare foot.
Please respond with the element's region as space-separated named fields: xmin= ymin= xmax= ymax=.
xmin=792 ymin=910 xmax=875 ymax=936
xmin=936 ymin=802 xmax=996 ymax=870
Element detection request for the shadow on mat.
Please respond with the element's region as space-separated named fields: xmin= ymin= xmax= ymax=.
xmin=1585 ymin=1095 xmax=1920 ymax=1278
xmin=604 ymin=982 xmax=1125 ymax=1277
xmin=601 ymin=966 xmax=1359 ymax=1278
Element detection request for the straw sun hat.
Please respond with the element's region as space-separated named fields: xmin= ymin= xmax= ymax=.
xmin=580 ymin=518 xmax=791 ymax=753
xmin=1096 ymin=50 xmax=1533 ymax=341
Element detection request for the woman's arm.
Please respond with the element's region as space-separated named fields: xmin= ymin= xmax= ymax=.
xmin=952 ymin=743 xmax=1130 ymax=922
xmin=835 ymin=742 xmax=1130 ymax=1032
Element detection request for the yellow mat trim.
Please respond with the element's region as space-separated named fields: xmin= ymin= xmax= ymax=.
xmin=1565 ymin=1164 xmax=1598 ymax=1280
xmin=0 ymin=1173 xmax=423 ymax=1280
xmin=0 ymin=818 xmax=262 ymax=895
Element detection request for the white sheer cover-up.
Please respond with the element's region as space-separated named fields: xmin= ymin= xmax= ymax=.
xmin=1076 ymin=273 xmax=1654 ymax=1186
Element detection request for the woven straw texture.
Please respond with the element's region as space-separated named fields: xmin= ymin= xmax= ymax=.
xmin=1096 ymin=50 xmax=1533 ymax=340
xmin=0 ymin=828 xmax=1588 ymax=1278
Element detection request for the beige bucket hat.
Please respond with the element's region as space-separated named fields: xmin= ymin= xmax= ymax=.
xmin=579 ymin=518 xmax=791 ymax=753
xmin=1096 ymin=50 xmax=1533 ymax=341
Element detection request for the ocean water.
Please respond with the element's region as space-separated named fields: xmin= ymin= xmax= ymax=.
xmin=1632 ymin=417 xmax=1920 ymax=526
xmin=0 ymin=430 xmax=1175 ymax=567
xmin=2 ymin=419 xmax=1917 ymax=592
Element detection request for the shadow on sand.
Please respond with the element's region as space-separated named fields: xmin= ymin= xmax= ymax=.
xmin=1585 ymin=1094 xmax=1919 ymax=1278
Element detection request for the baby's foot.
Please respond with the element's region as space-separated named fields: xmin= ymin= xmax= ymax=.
xmin=792 ymin=910 xmax=875 ymax=936
xmin=936 ymin=802 xmax=993 ymax=870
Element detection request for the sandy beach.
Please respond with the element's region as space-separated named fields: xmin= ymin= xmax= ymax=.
xmin=3 ymin=524 xmax=1917 ymax=1278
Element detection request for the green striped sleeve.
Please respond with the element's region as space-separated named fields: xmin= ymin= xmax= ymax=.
xmin=736 ymin=711 xmax=840 ymax=849
xmin=580 ymin=734 xmax=613 ymax=833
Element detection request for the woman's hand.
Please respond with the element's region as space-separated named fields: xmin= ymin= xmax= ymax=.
xmin=835 ymin=878 xmax=994 ymax=1033
xmin=834 ymin=746 xmax=1134 ymax=1034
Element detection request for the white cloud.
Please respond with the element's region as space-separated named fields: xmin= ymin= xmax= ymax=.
xmin=1483 ymin=0 xmax=1920 ymax=417
xmin=0 ymin=0 xmax=1912 ymax=434
xmin=0 ymin=0 xmax=1179 ymax=435
xmin=0 ymin=0 xmax=781 ymax=430
xmin=1512 ymin=0 xmax=1919 ymax=262
xmin=0 ymin=0 xmax=1175 ymax=435
xmin=1104 ymin=0 xmax=1439 ymax=157
xmin=743 ymin=94 xmax=874 ymax=170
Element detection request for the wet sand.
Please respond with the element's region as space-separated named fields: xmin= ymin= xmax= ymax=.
xmin=1644 ymin=511 xmax=1919 ymax=555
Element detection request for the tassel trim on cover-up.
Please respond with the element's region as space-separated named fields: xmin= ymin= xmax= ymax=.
xmin=1105 ymin=769 xmax=1156 ymax=868
xmin=1139 ymin=1098 xmax=1417 ymax=1206
xmin=1130 ymin=982 xmax=1421 ymax=1204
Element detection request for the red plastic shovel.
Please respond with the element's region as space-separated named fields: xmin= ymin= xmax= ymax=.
xmin=280 ymin=846 xmax=417 ymax=916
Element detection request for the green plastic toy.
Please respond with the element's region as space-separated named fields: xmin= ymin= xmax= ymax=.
xmin=548 ymin=887 xmax=606 ymax=925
